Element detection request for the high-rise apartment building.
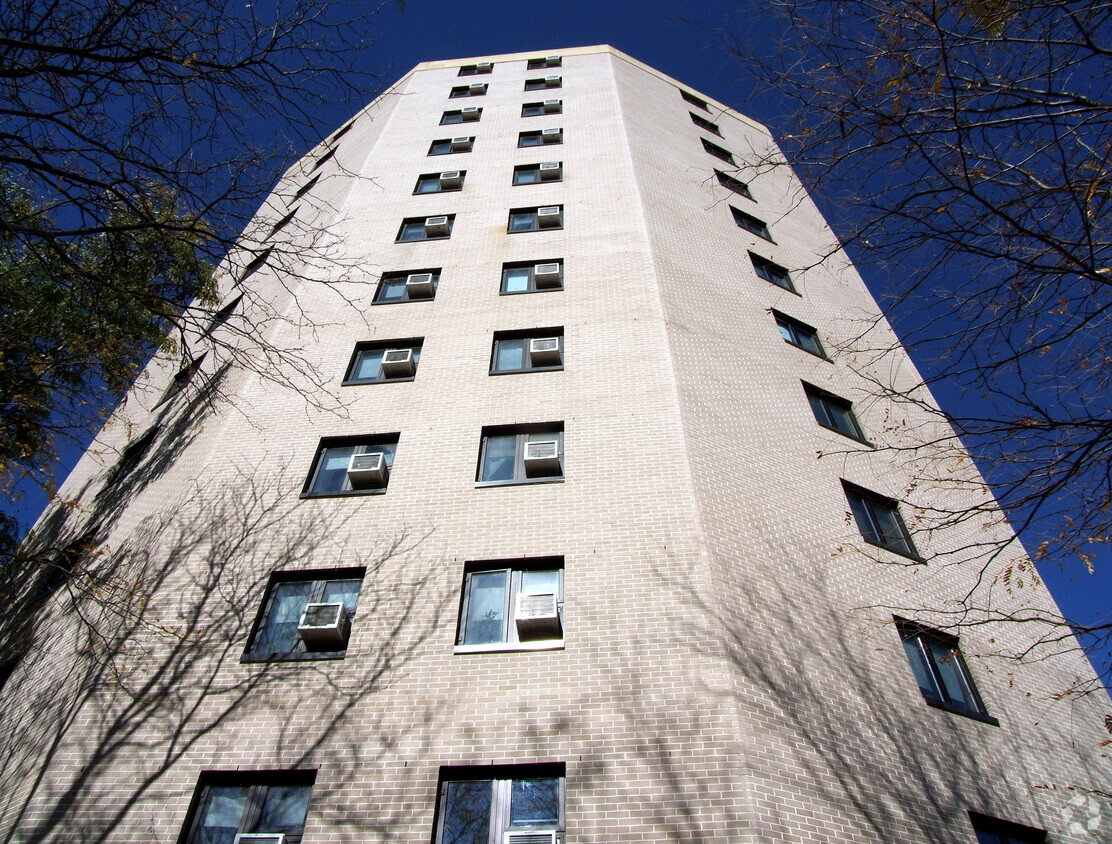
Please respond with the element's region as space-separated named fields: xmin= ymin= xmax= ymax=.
xmin=1 ymin=46 xmax=1108 ymax=844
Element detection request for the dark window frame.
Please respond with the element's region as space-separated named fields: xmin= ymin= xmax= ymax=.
xmin=701 ymin=138 xmax=735 ymax=165
xmin=518 ymin=129 xmax=562 ymax=148
xmin=428 ymin=137 xmax=474 ymax=156
xmin=179 ymin=770 xmax=317 ymax=844
xmin=513 ymin=162 xmax=563 ymax=185
xmin=803 ymin=383 xmax=869 ymax=444
xmin=343 ymin=338 xmax=423 ymax=385
xmin=733 ymin=208 xmax=774 ymax=242
xmin=301 ymin=434 xmax=400 ymax=498
xmin=681 ymin=89 xmax=709 ymax=110
xmin=524 ymin=76 xmax=562 ymax=91
xmin=440 ymin=108 xmax=482 ymax=125
xmin=476 ymin=423 xmax=565 ymax=487
xmin=527 ymin=56 xmax=562 ymax=69
xmin=156 ymin=353 xmax=208 ymax=408
xmin=413 ymin=171 xmax=466 ymax=195
xmin=843 ymin=481 xmax=921 ymax=560
xmin=773 ymin=311 xmax=826 ymax=358
xmin=522 ymin=100 xmax=562 ymax=117
xmin=490 ymin=328 xmax=564 ymax=374
xmin=239 ymin=247 xmax=272 ymax=284
xmin=449 ymin=83 xmax=487 ymax=98
xmin=508 ymin=206 xmax=564 ymax=233
xmin=690 ymin=112 xmax=722 ymax=136
xmin=455 ymin=557 xmax=565 ymax=651
xmin=458 ymin=63 xmax=493 ymax=77
xmin=898 ymin=619 xmax=998 ymax=724
xmin=715 ymin=170 xmax=753 ymax=200
xmin=293 ymin=175 xmax=319 ymax=200
xmin=395 ymin=215 xmax=455 ymax=243
xmin=968 ymin=811 xmax=1045 ymax=843
xmin=373 ymin=269 xmax=441 ymax=304
xmin=432 ymin=764 xmax=566 ymax=844
xmin=750 ymin=253 xmax=794 ymax=291
xmin=500 ymin=260 xmax=564 ymax=295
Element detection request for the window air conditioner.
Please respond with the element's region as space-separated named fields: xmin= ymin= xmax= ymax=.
xmin=469 ymin=83 xmax=486 ymax=94
xmin=503 ymin=831 xmax=558 ymax=844
xmin=543 ymin=98 xmax=562 ymax=112
xmin=544 ymin=75 xmax=561 ymax=87
xmin=347 ymin=451 xmax=388 ymax=489
xmin=476 ymin=61 xmax=492 ymax=70
xmin=424 ymin=216 xmax=450 ymax=237
xmin=405 ymin=272 xmax=436 ymax=297
xmin=515 ymin=592 xmax=561 ymax=637
xmin=461 ymin=106 xmax=481 ymax=120
xmin=380 ymin=348 xmax=415 ymax=378
xmin=529 ymin=337 xmax=561 ymax=366
xmin=439 ymin=170 xmax=462 ymax=189
xmin=539 ymin=162 xmax=562 ymax=180
xmin=537 ymin=206 xmax=561 ymax=227
xmin=450 ymin=136 xmax=471 ymax=150
xmin=533 ymin=263 xmax=562 ymax=288
xmin=541 ymin=128 xmax=562 ymax=143
xmin=546 ymin=55 xmax=561 ymax=64
xmin=234 ymin=835 xmax=287 ymax=844
xmin=523 ymin=439 xmax=561 ymax=477
xmin=297 ymin=602 xmax=351 ymax=650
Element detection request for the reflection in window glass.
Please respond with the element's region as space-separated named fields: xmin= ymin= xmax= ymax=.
xmin=442 ymin=780 xmax=493 ymax=844
xmin=494 ymin=338 xmax=525 ymax=371
xmin=255 ymin=582 xmax=313 ymax=654
xmin=258 ymin=785 xmax=313 ymax=834
xmin=481 ymin=436 xmax=516 ymax=482
xmin=502 ymin=267 xmax=530 ymax=292
xmin=462 ymin=571 xmax=508 ymax=645
xmin=197 ymin=787 xmax=250 ymax=844
xmin=310 ymin=442 xmax=397 ymax=494
xmin=511 ymin=779 xmax=560 ymax=827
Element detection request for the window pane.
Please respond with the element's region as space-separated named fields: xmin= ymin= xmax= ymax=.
xmin=379 ymin=279 xmax=407 ymax=301
xmin=509 ymin=212 xmax=535 ymax=232
xmin=510 ymin=778 xmax=560 ymax=827
xmin=901 ymin=635 xmax=942 ymax=701
xmin=514 ymin=169 xmax=540 ymax=185
xmin=364 ymin=441 xmax=396 ymax=466
xmin=827 ymin=403 xmax=859 ymax=437
xmin=352 ymin=349 xmax=385 ymax=381
xmin=520 ymin=135 xmax=542 ymax=147
xmin=798 ymin=330 xmax=821 ymax=356
xmin=257 ymin=784 xmax=312 ymax=834
xmin=494 ymin=338 xmax=525 ymax=371
xmin=521 ymin=570 xmax=559 ymax=595
xmin=807 ymin=393 xmax=832 ymax=428
xmin=503 ymin=268 xmax=530 ymax=293
xmin=847 ymin=494 xmax=878 ymax=544
xmin=463 ymin=571 xmax=509 ymax=645
xmin=322 ymin=578 xmax=363 ymax=614
xmin=416 ymin=178 xmax=439 ymax=193
xmin=442 ymin=113 xmax=462 ymax=124
xmin=872 ymin=505 xmax=909 ymax=553
xmin=313 ymin=445 xmax=356 ymax=493
xmin=195 ymin=786 xmax=249 ymax=844
xmin=777 ymin=321 xmax=795 ymax=344
xmin=928 ymin=640 xmax=978 ymax=711
xmin=257 ymin=581 xmax=313 ymax=653
xmin=442 ymin=780 xmax=493 ymax=844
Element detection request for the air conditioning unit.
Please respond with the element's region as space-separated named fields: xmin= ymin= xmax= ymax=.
xmin=533 ymin=263 xmax=562 ymax=288
xmin=476 ymin=61 xmax=492 ymax=70
xmin=461 ymin=106 xmax=481 ymax=120
xmin=543 ymin=98 xmax=562 ymax=113
xmin=347 ymin=451 xmax=388 ymax=489
xmin=539 ymin=162 xmax=562 ymax=181
xmin=503 ymin=831 xmax=557 ymax=844
xmin=537 ymin=206 xmax=561 ymax=227
xmin=380 ymin=348 xmax=415 ymax=378
xmin=234 ymin=835 xmax=287 ymax=844
xmin=544 ymin=75 xmax=561 ymax=87
xmin=529 ymin=337 xmax=561 ymax=366
xmin=541 ymin=128 xmax=562 ymax=143
xmin=424 ymin=216 xmax=450 ymax=237
xmin=439 ymin=170 xmax=462 ymax=189
xmin=406 ymin=272 xmax=436 ymax=297
xmin=523 ymin=439 xmax=561 ymax=477
xmin=546 ymin=55 xmax=561 ymax=64
xmin=516 ymin=592 xmax=561 ymax=637
xmin=298 ymin=602 xmax=351 ymax=650
xmin=450 ymin=136 xmax=471 ymax=150
xmin=469 ymin=82 xmax=486 ymax=94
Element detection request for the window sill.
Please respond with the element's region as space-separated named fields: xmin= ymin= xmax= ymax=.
xmin=816 ymin=423 xmax=873 ymax=447
xmin=860 ymin=537 xmax=925 ymax=564
xmin=300 ymin=488 xmax=387 ymax=499
xmin=455 ymin=640 xmax=564 ymax=654
xmin=499 ymin=288 xmax=562 ymax=296
xmin=342 ymin=376 xmax=416 ymax=386
xmin=241 ymin=650 xmax=348 ymax=664
xmin=766 ymin=283 xmax=801 ymax=297
xmin=508 ymin=227 xmax=564 ymax=234
xmin=475 ymin=476 xmax=564 ymax=488
xmin=783 ymin=341 xmax=832 ymax=362
xmin=924 ymin=698 xmax=999 ymax=726
xmin=395 ymin=236 xmax=452 ymax=243
xmin=412 ymin=188 xmax=463 ymax=196
xmin=372 ymin=297 xmax=435 ymax=306
xmin=489 ymin=366 xmax=564 ymax=376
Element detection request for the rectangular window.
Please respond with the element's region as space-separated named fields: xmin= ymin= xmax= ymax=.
xmin=525 ymin=75 xmax=561 ymax=91
xmin=733 ymin=208 xmax=773 ymax=241
xmin=750 ymin=253 xmax=793 ymax=289
xmin=501 ymin=260 xmax=563 ymax=294
xmin=458 ymin=62 xmax=493 ymax=76
xmin=513 ymin=162 xmax=563 ymax=185
xmin=456 ymin=557 xmax=564 ymax=650
xmin=414 ymin=170 xmax=466 ymax=194
xmin=244 ymin=568 xmax=365 ymax=660
xmin=396 ymin=215 xmax=454 ymax=243
xmin=374 ymin=269 xmax=440 ymax=303
xmin=715 ymin=170 xmax=753 ymax=200
xmin=527 ymin=55 xmax=561 ymax=69
xmin=429 ymin=137 xmax=474 ymax=155
xmin=344 ymin=339 xmax=422 ymax=384
xmin=804 ymin=384 xmax=867 ymax=442
xmin=702 ymin=138 xmax=735 ymax=164
xmin=969 ymin=812 xmax=1045 ymax=843
xmin=508 ymin=205 xmax=563 ymax=233
xmin=450 ymin=83 xmax=487 ymax=98
xmin=477 ymin=423 xmax=564 ymax=485
xmin=522 ymin=99 xmax=562 ymax=117
xmin=491 ymin=328 xmax=564 ymax=374
xmin=303 ymin=435 xmax=399 ymax=496
xmin=441 ymin=107 xmax=482 ymax=125
xmin=843 ymin=482 xmax=918 ymax=559
xmin=898 ymin=620 xmax=997 ymax=723
xmin=681 ymin=89 xmax=709 ymax=110
xmin=156 ymin=353 xmax=206 ymax=408
xmin=519 ymin=128 xmax=562 ymax=147
xmin=182 ymin=771 xmax=315 ymax=844
xmin=774 ymin=311 xmax=825 ymax=357
xmin=690 ymin=112 xmax=722 ymax=136
xmin=434 ymin=765 xmax=565 ymax=844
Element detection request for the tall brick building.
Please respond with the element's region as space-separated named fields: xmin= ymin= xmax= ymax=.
xmin=1 ymin=46 xmax=1109 ymax=844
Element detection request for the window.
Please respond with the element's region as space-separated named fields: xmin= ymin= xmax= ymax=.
xmin=524 ymin=75 xmax=561 ymax=91
xmin=414 ymin=170 xmax=466 ymax=194
xmin=302 ymin=435 xmax=398 ymax=496
xmin=733 ymin=208 xmax=773 ymax=241
xmin=513 ymin=162 xmax=562 ymax=185
xmin=508 ymin=205 xmax=563 ymax=233
xmin=182 ymin=771 xmax=315 ymax=844
xmin=344 ymin=339 xmax=422 ymax=384
xmin=0 ymin=656 xmax=18 ymax=695
xmin=268 ymin=206 xmax=298 ymax=236
xmin=477 ymin=423 xmax=564 ymax=485
xmin=239 ymin=247 xmax=272 ymax=283
xmin=293 ymin=175 xmax=319 ymax=199
xmin=773 ymin=312 xmax=824 ymax=356
xmin=897 ymin=620 xmax=997 ymax=723
xmin=441 ymin=107 xmax=482 ymax=125
xmin=701 ymin=138 xmax=735 ymax=164
xmin=458 ymin=62 xmax=493 ymax=76
xmin=244 ymin=568 xmax=365 ymax=660
xmin=522 ymin=99 xmax=562 ymax=116
xmin=681 ymin=89 xmax=709 ymax=110
xmin=208 ymin=295 xmax=242 ymax=331
xmin=804 ymin=384 xmax=867 ymax=442
xmin=491 ymin=328 xmax=563 ymax=373
xmin=456 ymin=558 xmax=564 ymax=651
xmin=519 ymin=128 xmax=562 ymax=147
xmin=450 ymin=83 xmax=487 ymax=98
xmin=750 ymin=253 xmax=793 ymax=290
xmin=330 ymin=120 xmax=354 ymax=142
xmin=690 ymin=112 xmax=722 ymax=136
xmin=105 ymin=428 xmax=158 ymax=487
xmin=715 ymin=170 xmax=753 ymax=200
xmin=843 ymin=482 xmax=919 ymax=559
xmin=527 ymin=55 xmax=561 ymax=69
xmin=311 ymin=146 xmax=336 ymax=171
xmin=373 ymin=269 xmax=440 ymax=303
xmin=969 ymin=812 xmax=1045 ymax=843
xmin=429 ymin=137 xmax=473 ymax=155
xmin=501 ymin=260 xmax=563 ymax=294
xmin=434 ymin=765 xmax=565 ymax=844
xmin=156 ymin=353 xmax=207 ymax=408
xmin=396 ymin=215 xmax=454 ymax=242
